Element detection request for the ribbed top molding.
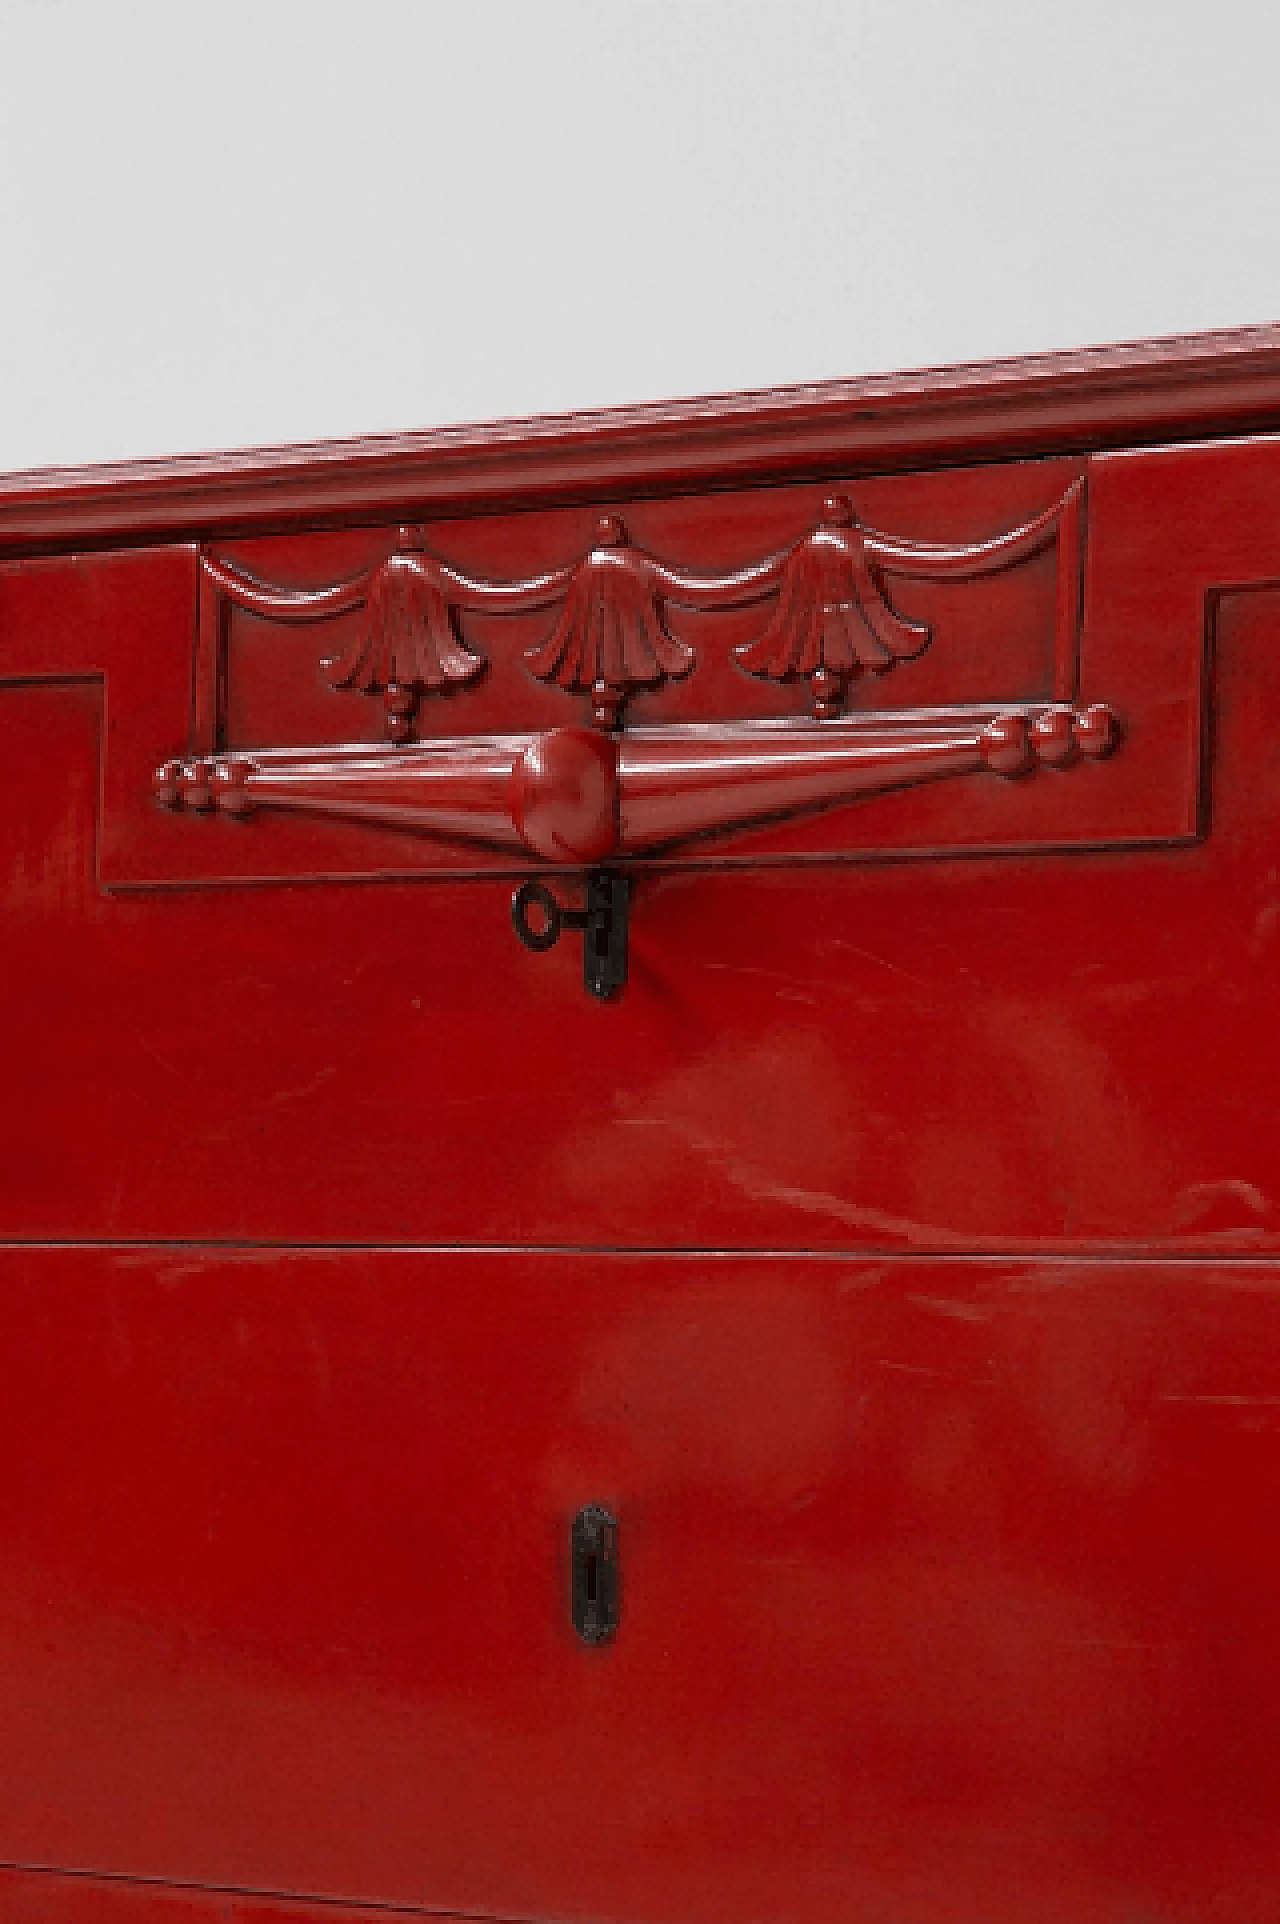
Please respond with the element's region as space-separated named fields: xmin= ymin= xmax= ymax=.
xmin=2 ymin=324 xmax=1280 ymax=552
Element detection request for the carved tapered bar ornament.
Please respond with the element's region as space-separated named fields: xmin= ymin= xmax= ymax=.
xmin=155 ymin=701 xmax=1119 ymax=862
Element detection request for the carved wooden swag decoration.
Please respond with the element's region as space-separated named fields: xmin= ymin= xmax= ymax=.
xmin=194 ymin=485 xmax=1083 ymax=735
xmin=158 ymin=479 xmax=1119 ymax=865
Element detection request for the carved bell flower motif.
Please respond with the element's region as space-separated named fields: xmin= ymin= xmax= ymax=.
xmin=524 ymin=515 xmax=697 ymax=730
xmin=734 ymin=496 xmax=931 ymax=717
xmin=323 ymin=529 xmax=485 ymax=741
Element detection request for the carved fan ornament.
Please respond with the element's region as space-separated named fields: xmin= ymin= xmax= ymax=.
xmin=324 ymin=539 xmax=486 ymax=738
xmin=734 ymin=494 xmax=930 ymax=714
xmin=523 ymin=514 xmax=697 ymax=728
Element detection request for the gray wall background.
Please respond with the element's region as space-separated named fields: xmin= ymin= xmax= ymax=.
xmin=2 ymin=0 xmax=1278 ymax=469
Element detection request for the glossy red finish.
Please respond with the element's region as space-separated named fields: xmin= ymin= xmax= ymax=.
xmin=510 ymin=726 xmax=618 ymax=862
xmin=152 ymin=474 xmax=1103 ymax=869
xmin=4 ymin=324 xmax=1280 ymax=547
xmin=191 ymin=477 xmax=1081 ymax=748
xmin=6 ymin=1247 xmax=1280 ymax=1924
xmin=4 ymin=451 xmax=1196 ymax=893
xmin=154 ymin=703 xmax=1118 ymax=864
xmin=0 ymin=1872 xmax=433 ymax=1924
xmin=7 ymin=329 xmax=1280 ymax=1921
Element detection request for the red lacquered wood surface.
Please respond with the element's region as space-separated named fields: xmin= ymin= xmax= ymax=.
xmin=5 ymin=330 xmax=1280 ymax=1921
xmin=0 ymin=597 xmax=1276 ymax=1254
xmin=4 ymin=1248 xmax=1280 ymax=1924
xmin=0 ymin=1871 xmax=434 ymax=1924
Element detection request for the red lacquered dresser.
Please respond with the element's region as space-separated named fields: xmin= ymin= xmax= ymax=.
xmin=4 ymin=329 xmax=1280 ymax=1923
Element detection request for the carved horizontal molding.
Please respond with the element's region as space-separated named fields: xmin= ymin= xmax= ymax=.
xmin=196 ymin=481 xmax=1083 ymax=738
xmin=4 ymin=325 xmax=1279 ymax=551
xmin=156 ymin=701 xmax=1119 ymax=864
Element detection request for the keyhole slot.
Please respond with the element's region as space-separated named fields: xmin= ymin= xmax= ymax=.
xmin=571 ymin=1504 xmax=618 ymax=1643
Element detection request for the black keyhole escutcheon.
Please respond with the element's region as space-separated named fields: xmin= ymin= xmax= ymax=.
xmin=571 ymin=1504 xmax=619 ymax=1643
xmin=511 ymin=871 xmax=629 ymax=999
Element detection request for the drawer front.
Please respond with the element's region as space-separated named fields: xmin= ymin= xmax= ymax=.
xmin=1 ymin=552 xmax=1280 ymax=1256
xmin=2 ymin=1247 xmax=1280 ymax=1922
xmin=0 ymin=452 xmax=1199 ymax=897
